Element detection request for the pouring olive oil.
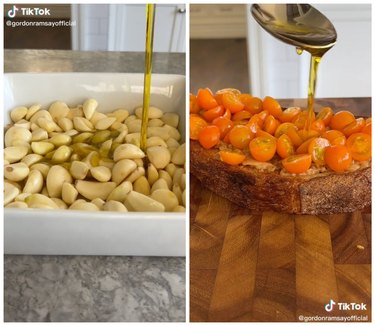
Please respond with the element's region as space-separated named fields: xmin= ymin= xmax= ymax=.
xmin=251 ymin=4 xmax=337 ymax=130
xmin=140 ymin=4 xmax=156 ymax=152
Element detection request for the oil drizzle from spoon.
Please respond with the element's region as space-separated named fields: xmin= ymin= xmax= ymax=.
xmin=306 ymin=55 xmax=321 ymax=129
xmin=140 ymin=4 xmax=155 ymax=152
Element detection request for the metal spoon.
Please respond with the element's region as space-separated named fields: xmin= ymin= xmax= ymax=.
xmin=251 ymin=4 xmax=337 ymax=56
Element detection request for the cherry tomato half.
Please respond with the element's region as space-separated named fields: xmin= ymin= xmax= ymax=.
xmin=316 ymin=106 xmax=334 ymax=125
xmin=240 ymin=94 xmax=263 ymax=114
xmin=249 ymin=136 xmax=277 ymax=162
xmin=197 ymin=88 xmax=218 ymax=110
xmin=201 ymin=105 xmax=225 ymax=122
xmin=279 ymin=107 xmax=301 ymax=123
xmin=198 ymin=125 xmax=220 ymax=149
xmin=324 ymin=145 xmax=352 ymax=172
xmin=263 ymin=96 xmax=282 ymax=118
xmin=277 ymin=134 xmax=294 ymax=159
xmin=322 ymin=130 xmax=346 ymax=146
xmin=190 ymin=114 xmax=208 ymax=140
xmin=282 ymin=154 xmax=312 ymax=174
xmin=346 ymin=132 xmax=371 ymax=161
xmin=222 ymin=92 xmax=245 ymax=113
xmin=308 ymin=137 xmax=330 ymax=165
xmin=341 ymin=118 xmax=366 ymax=137
xmin=229 ymin=125 xmax=253 ymax=149
xmin=329 ymin=110 xmax=355 ymax=131
xmin=212 ymin=116 xmax=234 ymax=139
xmin=219 ymin=151 xmax=246 ymax=165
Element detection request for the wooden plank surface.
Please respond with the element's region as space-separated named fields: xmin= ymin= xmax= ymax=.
xmin=190 ymin=176 xmax=371 ymax=322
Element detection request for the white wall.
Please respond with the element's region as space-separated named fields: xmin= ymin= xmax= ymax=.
xmin=247 ymin=4 xmax=371 ymax=99
xmin=72 ymin=4 xmax=185 ymax=53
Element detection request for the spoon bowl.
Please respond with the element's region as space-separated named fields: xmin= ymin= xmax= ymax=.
xmin=251 ymin=4 xmax=337 ymax=56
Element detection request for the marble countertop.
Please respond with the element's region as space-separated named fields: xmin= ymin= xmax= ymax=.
xmin=4 ymin=49 xmax=186 ymax=322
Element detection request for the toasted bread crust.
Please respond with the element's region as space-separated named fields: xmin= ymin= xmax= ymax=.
xmin=190 ymin=140 xmax=371 ymax=214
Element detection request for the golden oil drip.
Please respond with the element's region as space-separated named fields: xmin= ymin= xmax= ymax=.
xmin=140 ymin=4 xmax=155 ymax=152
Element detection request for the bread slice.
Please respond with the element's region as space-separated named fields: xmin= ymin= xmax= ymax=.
xmin=190 ymin=140 xmax=371 ymax=215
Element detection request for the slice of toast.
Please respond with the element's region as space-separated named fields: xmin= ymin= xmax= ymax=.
xmin=190 ymin=140 xmax=371 ymax=214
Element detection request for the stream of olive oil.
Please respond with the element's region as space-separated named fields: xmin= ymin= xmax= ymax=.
xmin=140 ymin=4 xmax=155 ymax=152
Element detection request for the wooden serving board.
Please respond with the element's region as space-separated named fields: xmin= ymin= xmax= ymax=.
xmin=190 ymin=175 xmax=371 ymax=322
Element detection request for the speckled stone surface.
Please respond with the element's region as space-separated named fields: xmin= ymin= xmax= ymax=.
xmin=4 ymin=50 xmax=186 ymax=322
xmin=4 ymin=255 xmax=185 ymax=322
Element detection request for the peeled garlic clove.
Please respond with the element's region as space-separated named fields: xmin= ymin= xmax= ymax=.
xmin=31 ymin=128 xmax=49 ymax=141
xmin=23 ymin=169 xmax=44 ymax=194
xmin=37 ymin=117 xmax=58 ymax=133
xmin=52 ymin=145 xmax=73 ymax=163
xmin=151 ymin=178 xmax=169 ymax=193
xmin=91 ymin=130 xmax=111 ymax=144
xmin=30 ymin=163 xmax=50 ymax=179
xmin=70 ymin=161 xmax=89 ymax=180
xmin=91 ymin=198 xmax=105 ymax=210
xmin=182 ymin=189 xmax=186 ymax=207
xmin=25 ymin=194 xmax=59 ymax=209
xmin=57 ymin=117 xmax=74 ymax=131
xmin=95 ymin=117 xmax=116 ymax=130
xmin=49 ymin=101 xmax=70 ymax=121
xmin=147 ymin=146 xmax=171 ymax=169
xmin=111 ymin=159 xmax=137 ymax=184
xmin=151 ymin=189 xmax=179 ymax=212
xmin=125 ymin=167 xmax=145 ymax=183
xmin=6 ymin=201 xmax=28 ymax=208
xmin=148 ymin=118 xmax=164 ymax=127
xmin=161 ymin=112 xmax=179 ymax=128
xmin=4 ymin=146 xmax=29 ymax=163
xmin=90 ymin=166 xmax=112 ymax=182
xmin=61 ymin=182 xmax=78 ymax=205
xmin=108 ymin=109 xmax=129 ymax=123
xmin=4 ymin=162 xmax=29 ymax=181
xmin=73 ymin=117 xmax=94 ymax=132
xmin=159 ymin=170 xmax=172 ymax=189
xmin=146 ymin=136 xmax=168 ymax=148
xmin=135 ymin=106 xmax=163 ymax=119
xmin=75 ymin=180 xmax=117 ymax=200
xmin=147 ymin=163 xmax=159 ymax=186
xmin=126 ymin=119 xmax=142 ymax=133
xmin=4 ymin=182 xmax=20 ymax=205
xmin=133 ymin=176 xmax=150 ymax=196
xmin=83 ymin=98 xmax=98 ymax=120
xmin=5 ymin=126 xmax=32 ymax=147
xmin=31 ymin=141 xmax=55 ymax=155
xmin=14 ymin=119 xmax=31 ymax=130
xmin=21 ymin=153 xmax=43 ymax=166
xmin=51 ymin=198 xmax=68 ymax=209
xmin=25 ymin=104 xmax=41 ymax=120
xmin=89 ymin=112 xmax=107 ymax=125
xmin=107 ymin=181 xmax=133 ymax=202
xmin=125 ymin=191 xmax=165 ymax=212
xmin=103 ymin=200 xmax=128 ymax=212
xmin=171 ymin=143 xmax=186 ymax=165
xmin=10 ymin=106 xmax=28 ymax=122
xmin=46 ymin=165 xmax=72 ymax=198
xmin=173 ymin=205 xmax=185 ymax=212
xmin=70 ymin=200 xmax=100 ymax=211
xmin=113 ymin=144 xmax=145 ymax=161
xmin=49 ymin=134 xmax=72 ymax=146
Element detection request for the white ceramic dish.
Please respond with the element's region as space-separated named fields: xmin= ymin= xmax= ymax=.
xmin=4 ymin=73 xmax=186 ymax=256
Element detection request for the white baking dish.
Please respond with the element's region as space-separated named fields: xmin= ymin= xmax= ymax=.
xmin=4 ymin=73 xmax=186 ymax=256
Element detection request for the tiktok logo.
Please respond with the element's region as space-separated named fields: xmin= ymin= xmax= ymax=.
xmin=8 ymin=5 xmax=19 ymax=18
xmin=325 ymin=299 xmax=336 ymax=312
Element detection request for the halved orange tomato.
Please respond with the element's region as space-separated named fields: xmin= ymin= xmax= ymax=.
xmin=316 ymin=106 xmax=334 ymax=125
xmin=249 ymin=135 xmax=277 ymax=162
xmin=282 ymin=154 xmax=312 ymax=174
xmin=341 ymin=118 xmax=366 ymax=137
xmin=229 ymin=125 xmax=253 ymax=149
xmin=222 ymin=92 xmax=245 ymax=113
xmin=329 ymin=110 xmax=355 ymax=130
xmin=240 ymin=94 xmax=263 ymax=114
xmin=346 ymin=132 xmax=371 ymax=161
xmin=212 ymin=116 xmax=234 ymax=138
xmin=308 ymin=137 xmax=330 ymax=165
xmin=219 ymin=151 xmax=246 ymax=165
xmin=276 ymin=134 xmax=294 ymax=159
xmin=324 ymin=145 xmax=353 ymax=172
xmin=263 ymin=96 xmax=282 ymax=118
xmin=190 ymin=114 xmax=208 ymax=140
xmin=279 ymin=107 xmax=301 ymax=123
xmin=197 ymin=88 xmax=218 ymax=110
xmin=198 ymin=125 xmax=220 ymax=149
